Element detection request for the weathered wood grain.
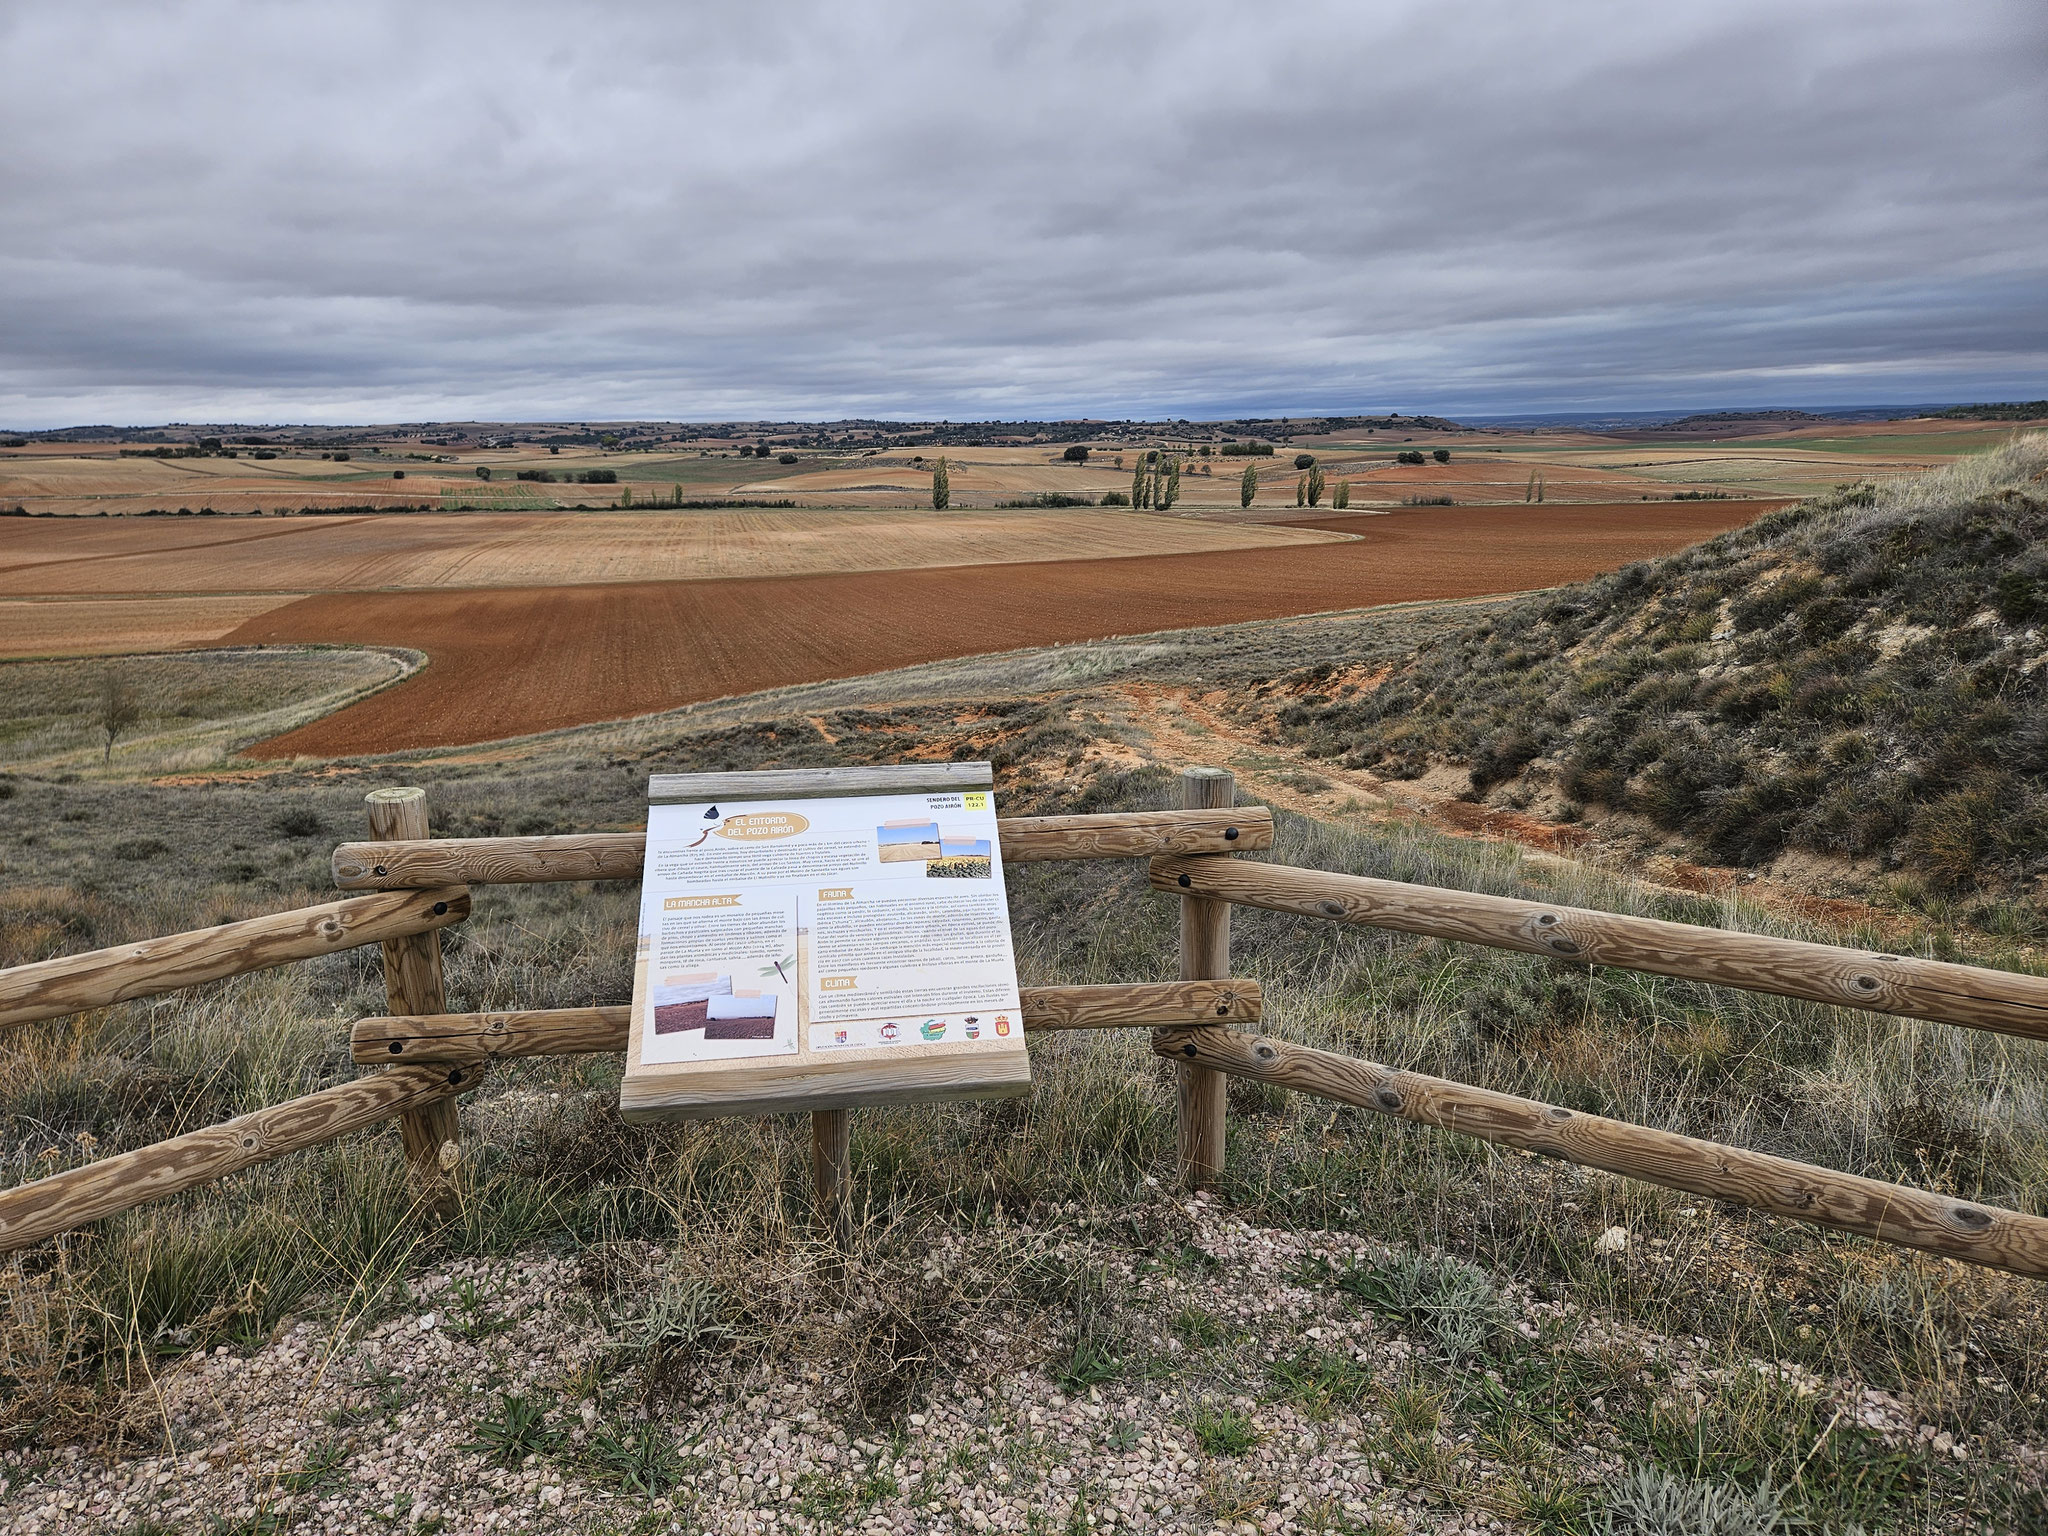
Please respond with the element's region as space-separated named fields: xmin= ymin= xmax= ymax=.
xmin=0 ymin=886 xmax=469 ymax=1033
xmin=1154 ymin=1025 xmax=2048 ymax=1279
xmin=331 ymin=808 xmax=1276 ymax=889
xmin=1005 ymin=808 xmax=1272 ymax=864
xmin=1150 ymin=856 xmax=2048 ymax=1040
xmin=649 ymin=762 xmax=993 ymax=803
xmin=0 ymin=1065 xmax=480 ymax=1254
xmin=351 ymin=981 xmax=1263 ymax=1064
xmin=367 ymin=789 xmax=461 ymax=1209
xmin=1175 ymin=769 xmax=1234 ymax=1190
xmin=354 ymin=1005 xmax=632 ymax=1063
xmin=1023 ymin=979 xmax=1262 ymax=1032
xmin=812 ymin=1108 xmax=854 ymax=1251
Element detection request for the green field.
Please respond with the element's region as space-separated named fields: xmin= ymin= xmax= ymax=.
xmin=0 ymin=646 xmax=417 ymax=774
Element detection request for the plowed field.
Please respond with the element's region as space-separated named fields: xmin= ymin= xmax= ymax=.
xmin=230 ymin=500 xmax=1776 ymax=756
xmin=0 ymin=508 xmax=1338 ymax=595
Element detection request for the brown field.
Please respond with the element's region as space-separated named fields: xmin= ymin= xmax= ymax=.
xmin=0 ymin=594 xmax=303 ymax=656
xmin=227 ymin=499 xmax=1777 ymax=756
xmin=0 ymin=507 xmax=1341 ymax=598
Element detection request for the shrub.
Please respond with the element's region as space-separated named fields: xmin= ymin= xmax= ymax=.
xmin=274 ymin=808 xmax=324 ymax=839
xmin=1293 ymin=453 xmax=1316 ymax=470
xmin=1062 ymin=444 xmax=1090 ymax=463
xmin=1219 ymin=442 xmax=1273 ymax=456
xmin=1098 ymin=491 xmax=1129 ymax=507
xmin=515 ymin=469 xmax=555 ymax=482
xmin=1336 ymin=1251 xmax=1503 ymax=1360
xmin=473 ymin=466 xmax=492 ymax=481
xmin=1397 ymin=450 xmax=1426 ymax=465
xmin=576 ymin=469 xmax=618 ymax=484
xmin=391 ymin=469 xmax=404 ymax=479
xmin=1432 ymin=448 xmax=1450 ymax=463
xmin=778 ymin=453 xmax=798 ymax=465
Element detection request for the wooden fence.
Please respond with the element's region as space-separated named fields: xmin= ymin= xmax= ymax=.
xmin=4 ymin=771 xmax=2048 ymax=1280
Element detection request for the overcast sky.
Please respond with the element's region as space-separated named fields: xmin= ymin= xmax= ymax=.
xmin=2 ymin=0 xmax=2043 ymax=428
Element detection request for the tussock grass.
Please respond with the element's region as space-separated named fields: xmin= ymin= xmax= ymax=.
xmin=6 ymin=694 xmax=2048 ymax=1521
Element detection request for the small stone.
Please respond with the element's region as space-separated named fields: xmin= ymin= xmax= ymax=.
xmin=1594 ymin=1227 xmax=1629 ymax=1254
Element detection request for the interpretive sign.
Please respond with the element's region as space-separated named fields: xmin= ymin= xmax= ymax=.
xmin=619 ymin=762 xmax=1032 ymax=1119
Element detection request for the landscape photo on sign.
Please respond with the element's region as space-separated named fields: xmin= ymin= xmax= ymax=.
xmin=876 ymin=817 xmax=942 ymax=862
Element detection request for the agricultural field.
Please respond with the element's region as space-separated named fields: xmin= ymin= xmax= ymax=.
xmin=0 ymin=506 xmax=1339 ymax=598
xmin=3 ymin=414 xmax=2013 ymax=523
xmin=222 ymin=500 xmax=1772 ymax=756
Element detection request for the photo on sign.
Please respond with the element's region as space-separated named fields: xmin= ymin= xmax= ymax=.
xmin=876 ymin=817 xmax=940 ymax=863
xmin=927 ymin=827 xmax=992 ymax=879
xmin=638 ymin=888 xmax=798 ymax=1064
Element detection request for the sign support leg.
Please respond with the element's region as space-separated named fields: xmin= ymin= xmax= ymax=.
xmin=812 ymin=1106 xmax=853 ymax=1249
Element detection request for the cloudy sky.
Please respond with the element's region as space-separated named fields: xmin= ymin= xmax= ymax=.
xmin=2 ymin=0 xmax=2043 ymax=427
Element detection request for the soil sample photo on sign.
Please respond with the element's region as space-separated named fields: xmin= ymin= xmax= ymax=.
xmin=620 ymin=762 xmax=1030 ymax=1119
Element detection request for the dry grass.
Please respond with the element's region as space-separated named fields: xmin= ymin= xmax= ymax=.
xmin=0 ymin=647 xmax=419 ymax=772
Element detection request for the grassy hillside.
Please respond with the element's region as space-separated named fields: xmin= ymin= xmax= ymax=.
xmin=1265 ymin=435 xmax=2048 ymax=901
xmin=8 ymin=673 xmax=2048 ymax=1528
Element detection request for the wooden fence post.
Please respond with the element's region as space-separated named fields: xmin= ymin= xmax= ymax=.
xmin=1174 ymin=766 xmax=1234 ymax=1189
xmin=366 ymin=788 xmax=463 ymax=1212
xmin=812 ymin=1108 xmax=854 ymax=1250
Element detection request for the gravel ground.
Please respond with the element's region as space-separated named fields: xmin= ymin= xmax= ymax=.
xmin=0 ymin=1196 xmax=2026 ymax=1535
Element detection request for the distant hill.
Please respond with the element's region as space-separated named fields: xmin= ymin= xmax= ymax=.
xmin=1659 ymin=409 xmax=1833 ymax=430
xmin=1269 ymin=435 xmax=2048 ymax=897
xmin=1935 ymin=402 xmax=2048 ymax=422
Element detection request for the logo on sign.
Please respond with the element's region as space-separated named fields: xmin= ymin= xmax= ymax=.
xmin=878 ymin=1021 xmax=900 ymax=1042
xmin=994 ymin=1016 xmax=1012 ymax=1036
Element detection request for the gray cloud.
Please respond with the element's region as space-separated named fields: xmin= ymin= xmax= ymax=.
xmin=1 ymin=0 xmax=2043 ymax=426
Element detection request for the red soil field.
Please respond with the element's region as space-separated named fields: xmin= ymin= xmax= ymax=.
xmin=230 ymin=500 xmax=1781 ymax=757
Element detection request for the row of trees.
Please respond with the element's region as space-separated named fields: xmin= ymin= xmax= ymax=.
xmin=1130 ymin=451 xmax=1182 ymax=509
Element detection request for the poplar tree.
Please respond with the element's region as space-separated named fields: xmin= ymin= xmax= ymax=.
xmin=1333 ymin=480 xmax=1350 ymax=509
xmin=1239 ymin=462 xmax=1257 ymax=508
xmin=1295 ymin=474 xmax=1307 ymax=507
xmin=932 ymin=456 xmax=950 ymax=510
xmin=1162 ymin=455 xmax=1181 ymax=509
xmin=1307 ymin=466 xmax=1325 ymax=506
xmin=1131 ymin=458 xmax=1147 ymax=508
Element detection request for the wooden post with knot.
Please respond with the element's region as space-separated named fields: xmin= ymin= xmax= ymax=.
xmin=366 ymin=788 xmax=463 ymax=1211
xmin=1174 ymin=766 xmax=1234 ymax=1188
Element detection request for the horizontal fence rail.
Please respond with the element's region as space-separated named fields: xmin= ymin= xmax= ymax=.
xmin=0 ymin=1064 xmax=479 ymax=1254
xmin=1151 ymin=856 xmax=2048 ymax=1041
xmin=0 ymin=887 xmax=471 ymax=1034
xmin=351 ymin=980 xmax=1264 ymax=1064
xmin=1157 ymin=1025 xmax=2048 ymax=1280
xmin=330 ymin=807 xmax=1275 ymax=890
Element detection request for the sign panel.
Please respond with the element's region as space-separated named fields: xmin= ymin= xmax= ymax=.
xmin=620 ymin=763 xmax=1031 ymax=1118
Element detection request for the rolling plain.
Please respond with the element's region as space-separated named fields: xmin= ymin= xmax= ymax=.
xmin=2 ymin=414 xmax=2014 ymax=756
